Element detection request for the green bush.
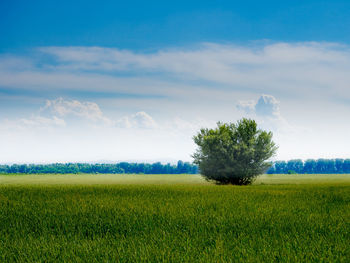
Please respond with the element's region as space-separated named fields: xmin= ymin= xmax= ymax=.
xmin=193 ymin=118 xmax=277 ymax=185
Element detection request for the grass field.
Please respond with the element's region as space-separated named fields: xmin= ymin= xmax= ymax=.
xmin=1 ymin=174 xmax=349 ymax=262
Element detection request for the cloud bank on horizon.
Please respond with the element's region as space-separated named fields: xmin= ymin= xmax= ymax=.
xmin=1 ymin=41 xmax=350 ymax=163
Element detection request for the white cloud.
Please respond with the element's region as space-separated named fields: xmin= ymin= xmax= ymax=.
xmin=40 ymin=42 xmax=350 ymax=71
xmin=2 ymin=97 xmax=160 ymax=131
xmin=236 ymin=100 xmax=256 ymax=115
xmin=35 ymin=43 xmax=350 ymax=99
xmin=238 ymin=94 xmax=280 ymax=118
xmin=41 ymin=97 xmax=111 ymax=124
xmin=237 ymin=94 xmax=294 ymax=135
xmin=1 ymin=98 xmax=113 ymax=130
xmin=116 ymin=111 xmax=157 ymax=129
xmin=255 ymin=95 xmax=280 ymax=117
xmin=2 ymin=42 xmax=350 ymax=104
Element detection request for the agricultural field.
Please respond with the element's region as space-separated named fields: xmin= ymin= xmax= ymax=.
xmin=1 ymin=174 xmax=349 ymax=262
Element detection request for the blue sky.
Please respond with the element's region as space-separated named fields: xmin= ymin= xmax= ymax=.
xmin=2 ymin=0 xmax=350 ymax=51
xmin=1 ymin=1 xmax=350 ymax=163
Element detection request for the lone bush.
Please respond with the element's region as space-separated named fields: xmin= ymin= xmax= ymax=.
xmin=192 ymin=118 xmax=277 ymax=185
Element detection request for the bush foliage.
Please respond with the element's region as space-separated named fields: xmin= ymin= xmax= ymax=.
xmin=193 ymin=118 xmax=277 ymax=185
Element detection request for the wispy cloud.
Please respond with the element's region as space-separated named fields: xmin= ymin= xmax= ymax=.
xmin=1 ymin=42 xmax=350 ymax=161
xmin=1 ymin=42 xmax=350 ymax=102
xmin=2 ymin=115 xmax=66 ymax=131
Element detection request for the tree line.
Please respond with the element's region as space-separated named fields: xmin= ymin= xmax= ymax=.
xmin=267 ymin=159 xmax=350 ymax=174
xmin=2 ymin=159 xmax=350 ymax=175
xmin=0 ymin=161 xmax=199 ymax=174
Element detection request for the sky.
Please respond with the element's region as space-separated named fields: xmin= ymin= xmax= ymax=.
xmin=1 ymin=0 xmax=350 ymax=163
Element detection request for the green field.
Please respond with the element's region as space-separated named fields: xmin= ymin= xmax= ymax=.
xmin=1 ymin=174 xmax=349 ymax=262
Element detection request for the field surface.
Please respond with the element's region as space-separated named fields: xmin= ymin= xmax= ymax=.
xmin=1 ymin=174 xmax=349 ymax=262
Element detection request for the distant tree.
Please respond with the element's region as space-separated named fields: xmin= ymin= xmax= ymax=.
xmin=192 ymin=118 xmax=277 ymax=185
xmin=176 ymin=160 xmax=184 ymax=174
xmin=274 ymin=161 xmax=287 ymax=174
xmin=164 ymin=163 xmax=173 ymax=174
xmin=343 ymin=159 xmax=350 ymax=173
xmin=316 ymin=159 xmax=327 ymax=173
xmin=182 ymin=162 xmax=192 ymax=173
xmin=191 ymin=165 xmax=199 ymax=174
xmin=335 ymin=159 xmax=344 ymax=174
xmin=151 ymin=162 xmax=163 ymax=174
xmin=304 ymin=159 xmax=317 ymax=174
xmin=286 ymin=159 xmax=303 ymax=174
xmin=325 ymin=159 xmax=336 ymax=174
